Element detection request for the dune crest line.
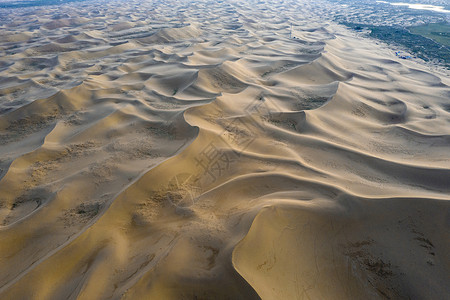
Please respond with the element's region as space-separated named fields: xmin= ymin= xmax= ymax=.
xmin=0 ymin=0 xmax=449 ymax=299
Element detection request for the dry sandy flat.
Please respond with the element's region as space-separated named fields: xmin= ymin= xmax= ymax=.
xmin=0 ymin=0 xmax=449 ymax=299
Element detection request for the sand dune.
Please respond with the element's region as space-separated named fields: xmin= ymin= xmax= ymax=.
xmin=0 ymin=0 xmax=449 ymax=299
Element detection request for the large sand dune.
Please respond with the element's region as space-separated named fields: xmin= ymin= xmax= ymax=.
xmin=0 ymin=0 xmax=449 ymax=299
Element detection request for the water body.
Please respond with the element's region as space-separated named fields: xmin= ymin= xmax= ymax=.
xmin=377 ymin=1 xmax=450 ymax=13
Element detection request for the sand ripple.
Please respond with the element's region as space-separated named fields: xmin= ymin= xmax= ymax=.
xmin=0 ymin=0 xmax=449 ymax=299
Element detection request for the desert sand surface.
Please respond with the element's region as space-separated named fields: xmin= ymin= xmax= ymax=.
xmin=0 ymin=0 xmax=449 ymax=299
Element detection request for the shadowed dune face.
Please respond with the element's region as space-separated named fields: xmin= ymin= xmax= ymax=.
xmin=0 ymin=0 xmax=449 ymax=299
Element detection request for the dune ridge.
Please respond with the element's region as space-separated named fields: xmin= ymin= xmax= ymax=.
xmin=0 ymin=0 xmax=449 ymax=299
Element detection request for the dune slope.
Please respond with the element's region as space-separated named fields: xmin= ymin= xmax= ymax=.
xmin=0 ymin=0 xmax=449 ymax=299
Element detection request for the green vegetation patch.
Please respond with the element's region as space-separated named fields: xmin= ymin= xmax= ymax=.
xmin=408 ymin=22 xmax=450 ymax=47
xmin=342 ymin=22 xmax=450 ymax=69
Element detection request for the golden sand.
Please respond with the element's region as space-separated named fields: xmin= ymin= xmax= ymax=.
xmin=0 ymin=0 xmax=449 ymax=299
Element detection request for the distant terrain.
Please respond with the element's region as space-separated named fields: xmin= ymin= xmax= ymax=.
xmin=0 ymin=0 xmax=86 ymax=8
xmin=330 ymin=0 xmax=450 ymax=68
xmin=343 ymin=22 xmax=450 ymax=68
xmin=409 ymin=22 xmax=450 ymax=47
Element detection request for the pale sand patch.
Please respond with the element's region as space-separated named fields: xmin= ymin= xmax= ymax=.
xmin=0 ymin=0 xmax=449 ymax=299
